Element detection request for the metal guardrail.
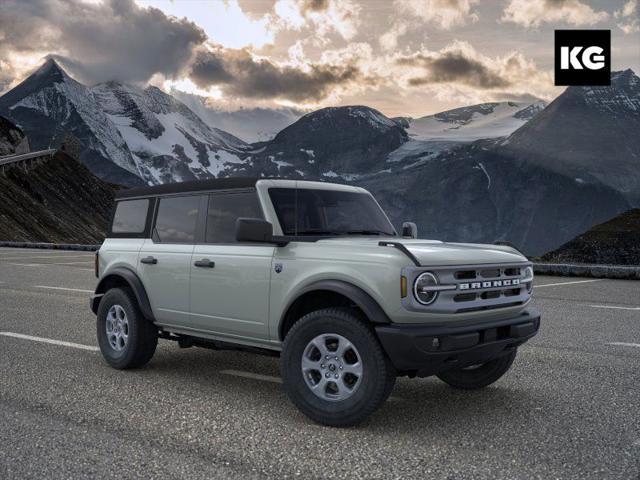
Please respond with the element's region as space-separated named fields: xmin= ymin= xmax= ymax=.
xmin=533 ymin=262 xmax=640 ymax=280
xmin=0 ymin=241 xmax=100 ymax=251
xmin=0 ymin=149 xmax=57 ymax=168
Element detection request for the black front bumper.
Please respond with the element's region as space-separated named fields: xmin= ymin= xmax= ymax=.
xmin=375 ymin=308 xmax=540 ymax=377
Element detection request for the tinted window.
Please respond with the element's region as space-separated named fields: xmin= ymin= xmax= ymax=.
xmin=206 ymin=192 xmax=263 ymax=243
xmin=269 ymin=188 xmax=395 ymax=236
xmin=154 ymin=196 xmax=200 ymax=243
xmin=112 ymin=199 xmax=149 ymax=233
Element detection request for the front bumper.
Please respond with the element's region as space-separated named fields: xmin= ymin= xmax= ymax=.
xmin=375 ymin=308 xmax=540 ymax=377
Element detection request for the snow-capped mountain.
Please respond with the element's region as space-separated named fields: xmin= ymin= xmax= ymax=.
xmin=0 ymin=59 xmax=142 ymax=185
xmin=91 ymin=82 xmax=248 ymax=184
xmin=405 ymin=101 xmax=546 ymax=142
xmin=172 ymin=90 xmax=302 ymax=143
xmin=0 ymin=59 xmax=251 ymax=185
xmin=223 ymin=105 xmax=408 ymax=181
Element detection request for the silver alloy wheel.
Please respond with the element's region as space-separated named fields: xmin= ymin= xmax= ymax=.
xmin=106 ymin=304 xmax=129 ymax=352
xmin=301 ymin=333 xmax=363 ymax=401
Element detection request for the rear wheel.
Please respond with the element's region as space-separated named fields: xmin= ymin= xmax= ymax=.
xmin=436 ymin=349 xmax=517 ymax=390
xmin=281 ymin=308 xmax=396 ymax=427
xmin=96 ymin=287 xmax=157 ymax=369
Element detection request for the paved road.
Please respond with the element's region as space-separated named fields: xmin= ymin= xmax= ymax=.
xmin=0 ymin=247 xmax=638 ymax=479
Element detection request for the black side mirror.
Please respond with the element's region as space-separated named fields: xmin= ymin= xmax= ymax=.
xmin=402 ymin=222 xmax=418 ymax=239
xmin=236 ymin=218 xmax=274 ymax=243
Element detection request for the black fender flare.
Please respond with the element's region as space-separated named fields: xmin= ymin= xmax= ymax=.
xmin=280 ymin=280 xmax=391 ymax=339
xmin=92 ymin=267 xmax=155 ymax=322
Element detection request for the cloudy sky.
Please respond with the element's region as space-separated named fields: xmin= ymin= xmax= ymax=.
xmin=1 ymin=0 xmax=638 ymax=117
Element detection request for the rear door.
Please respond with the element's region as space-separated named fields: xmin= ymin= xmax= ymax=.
xmin=190 ymin=190 xmax=274 ymax=341
xmin=138 ymin=194 xmax=201 ymax=327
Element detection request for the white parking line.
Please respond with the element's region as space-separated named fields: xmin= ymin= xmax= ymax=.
xmin=535 ymin=279 xmax=602 ymax=288
xmin=41 ymin=261 xmax=94 ymax=265
xmin=221 ymin=369 xmax=283 ymax=384
xmin=0 ymin=332 xmax=99 ymax=351
xmin=34 ymin=285 xmax=94 ymax=294
xmin=589 ymin=305 xmax=640 ymax=311
xmin=606 ymin=342 xmax=640 ymax=348
xmin=8 ymin=262 xmax=94 ymax=271
xmin=8 ymin=261 xmax=92 ymax=266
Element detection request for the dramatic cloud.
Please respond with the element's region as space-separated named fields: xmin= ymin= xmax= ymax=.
xmin=615 ymin=0 xmax=639 ymax=34
xmin=397 ymin=43 xmax=511 ymax=89
xmin=501 ymin=0 xmax=609 ymax=28
xmin=379 ymin=22 xmax=409 ymax=51
xmin=394 ymin=41 xmax=556 ymax=103
xmin=395 ymin=0 xmax=479 ymax=30
xmin=0 ymin=0 xmax=205 ymax=86
xmin=189 ymin=46 xmax=361 ymax=102
xmin=273 ymin=0 xmax=361 ymax=40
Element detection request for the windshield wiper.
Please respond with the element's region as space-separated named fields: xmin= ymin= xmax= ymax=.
xmin=345 ymin=230 xmax=394 ymax=236
xmin=288 ymin=229 xmax=395 ymax=236
xmin=291 ymin=229 xmax=346 ymax=236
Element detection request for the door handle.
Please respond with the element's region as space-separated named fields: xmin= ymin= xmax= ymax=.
xmin=140 ymin=256 xmax=157 ymax=265
xmin=194 ymin=259 xmax=215 ymax=268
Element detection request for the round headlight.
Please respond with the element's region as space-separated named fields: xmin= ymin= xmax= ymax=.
xmin=524 ymin=266 xmax=534 ymax=280
xmin=414 ymin=272 xmax=439 ymax=305
xmin=524 ymin=266 xmax=534 ymax=293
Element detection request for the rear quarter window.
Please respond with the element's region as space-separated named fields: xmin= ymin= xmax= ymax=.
xmin=111 ymin=199 xmax=149 ymax=234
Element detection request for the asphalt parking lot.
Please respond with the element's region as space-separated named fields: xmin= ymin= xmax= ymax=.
xmin=0 ymin=247 xmax=639 ymax=479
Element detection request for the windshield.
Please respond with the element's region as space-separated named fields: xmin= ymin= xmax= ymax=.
xmin=269 ymin=187 xmax=396 ymax=237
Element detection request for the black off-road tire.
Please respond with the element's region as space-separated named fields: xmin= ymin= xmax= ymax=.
xmin=96 ymin=287 xmax=158 ymax=369
xmin=281 ymin=308 xmax=396 ymax=427
xmin=436 ymin=349 xmax=517 ymax=390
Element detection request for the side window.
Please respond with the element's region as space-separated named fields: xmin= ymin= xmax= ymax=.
xmin=111 ymin=199 xmax=149 ymax=234
xmin=154 ymin=196 xmax=200 ymax=244
xmin=206 ymin=191 xmax=263 ymax=243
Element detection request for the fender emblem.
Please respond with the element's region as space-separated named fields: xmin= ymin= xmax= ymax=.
xmin=274 ymin=263 xmax=283 ymax=274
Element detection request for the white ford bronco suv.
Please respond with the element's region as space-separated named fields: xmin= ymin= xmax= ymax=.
xmin=91 ymin=178 xmax=540 ymax=427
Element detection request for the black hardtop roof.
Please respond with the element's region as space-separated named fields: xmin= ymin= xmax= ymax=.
xmin=114 ymin=177 xmax=262 ymax=200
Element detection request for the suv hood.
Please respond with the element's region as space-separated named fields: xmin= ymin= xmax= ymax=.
xmin=317 ymin=237 xmax=527 ymax=266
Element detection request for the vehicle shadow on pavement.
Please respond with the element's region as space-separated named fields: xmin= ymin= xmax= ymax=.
xmin=130 ymin=344 xmax=549 ymax=431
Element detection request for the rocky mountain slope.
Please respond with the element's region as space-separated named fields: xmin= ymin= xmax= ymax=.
xmin=501 ymin=69 xmax=640 ymax=204
xmin=0 ymin=116 xmax=29 ymax=156
xmin=0 ymin=59 xmax=251 ymax=186
xmin=359 ymin=139 xmax=630 ymax=256
xmin=0 ymin=149 xmax=114 ymax=243
xmin=541 ymin=209 xmax=640 ymax=265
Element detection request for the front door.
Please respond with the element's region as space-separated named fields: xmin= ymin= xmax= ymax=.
xmin=138 ymin=194 xmax=201 ymax=327
xmin=190 ymin=190 xmax=274 ymax=342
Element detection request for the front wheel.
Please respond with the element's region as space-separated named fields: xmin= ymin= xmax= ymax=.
xmin=436 ymin=349 xmax=517 ymax=390
xmin=281 ymin=308 xmax=396 ymax=427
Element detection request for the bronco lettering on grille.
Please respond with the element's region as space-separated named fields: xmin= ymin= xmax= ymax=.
xmin=459 ymin=279 xmax=521 ymax=290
